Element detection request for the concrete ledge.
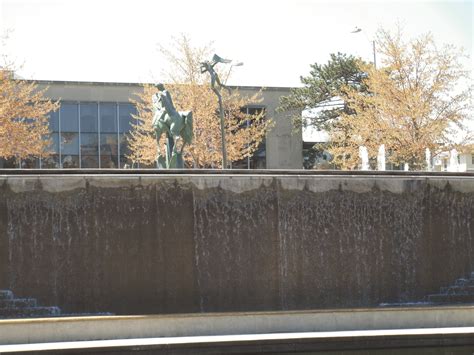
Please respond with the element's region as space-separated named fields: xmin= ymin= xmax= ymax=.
xmin=1 ymin=328 xmax=473 ymax=354
xmin=2 ymin=171 xmax=474 ymax=194
xmin=1 ymin=306 xmax=474 ymax=345
xmin=1 ymin=168 xmax=474 ymax=176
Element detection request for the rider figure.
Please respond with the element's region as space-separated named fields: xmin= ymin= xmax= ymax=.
xmin=153 ymin=83 xmax=182 ymax=137
xmin=152 ymin=83 xmax=193 ymax=169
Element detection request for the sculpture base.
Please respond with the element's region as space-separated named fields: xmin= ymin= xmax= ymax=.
xmin=157 ymin=152 xmax=184 ymax=169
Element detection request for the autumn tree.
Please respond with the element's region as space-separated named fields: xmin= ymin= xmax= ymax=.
xmin=0 ymin=63 xmax=58 ymax=164
xmin=127 ymin=35 xmax=271 ymax=168
xmin=328 ymin=28 xmax=472 ymax=170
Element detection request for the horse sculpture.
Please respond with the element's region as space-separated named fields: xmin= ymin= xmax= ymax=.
xmin=152 ymin=84 xmax=193 ymax=168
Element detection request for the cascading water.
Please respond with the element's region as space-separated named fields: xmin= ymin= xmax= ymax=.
xmin=447 ymin=149 xmax=459 ymax=172
xmin=377 ymin=145 xmax=386 ymax=171
xmin=1 ymin=174 xmax=473 ymax=315
xmin=359 ymin=146 xmax=369 ymax=170
xmin=425 ymin=148 xmax=431 ymax=171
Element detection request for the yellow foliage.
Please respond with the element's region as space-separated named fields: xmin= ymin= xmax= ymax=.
xmin=328 ymin=28 xmax=472 ymax=170
xmin=127 ymin=35 xmax=272 ymax=168
xmin=0 ymin=68 xmax=58 ymax=160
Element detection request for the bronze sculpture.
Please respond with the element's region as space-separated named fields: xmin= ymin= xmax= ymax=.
xmin=152 ymin=83 xmax=193 ymax=168
xmin=200 ymin=54 xmax=240 ymax=169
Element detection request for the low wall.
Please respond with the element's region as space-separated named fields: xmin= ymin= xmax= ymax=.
xmin=1 ymin=306 xmax=474 ymax=345
xmin=0 ymin=172 xmax=473 ymax=315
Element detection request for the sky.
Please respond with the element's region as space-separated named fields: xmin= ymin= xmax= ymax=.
xmin=1 ymin=0 xmax=473 ymax=87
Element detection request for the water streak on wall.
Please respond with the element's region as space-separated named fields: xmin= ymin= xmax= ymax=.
xmin=0 ymin=175 xmax=472 ymax=315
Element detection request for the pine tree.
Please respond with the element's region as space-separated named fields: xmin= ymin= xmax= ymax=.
xmin=278 ymin=53 xmax=367 ymax=131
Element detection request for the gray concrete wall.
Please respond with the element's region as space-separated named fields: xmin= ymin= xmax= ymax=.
xmin=38 ymin=81 xmax=144 ymax=103
xmin=0 ymin=173 xmax=473 ymax=315
xmin=36 ymin=81 xmax=303 ymax=169
xmin=1 ymin=306 xmax=474 ymax=345
xmin=238 ymin=87 xmax=302 ymax=169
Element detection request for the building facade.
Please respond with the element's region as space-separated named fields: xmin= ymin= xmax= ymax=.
xmin=1 ymin=81 xmax=303 ymax=169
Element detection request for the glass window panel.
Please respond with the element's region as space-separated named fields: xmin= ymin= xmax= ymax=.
xmin=81 ymin=133 xmax=99 ymax=156
xmin=247 ymin=107 xmax=265 ymax=116
xmin=80 ymin=103 xmax=98 ymax=133
xmin=100 ymin=103 xmax=117 ymax=133
xmin=100 ymin=155 xmax=118 ymax=169
xmin=60 ymin=103 xmax=79 ymax=132
xmin=48 ymin=109 xmax=60 ymax=132
xmin=231 ymin=160 xmax=248 ymax=169
xmin=0 ymin=157 xmax=17 ymax=168
xmin=118 ymin=104 xmax=136 ymax=133
xmin=47 ymin=132 xmax=60 ymax=154
xmin=141 ymin=162 xmax=156 ymax=168
xmin=81 ymin=155 xmax=99 ymax=168
xmin=236 ymin=106 xmax=266 ymax=169
xmin=61 ymin=155 xmax=79 ymax=168
xmin=119 ymin=155 xmax=134 ymax=169
xmin=61 ymin=133 xmax=79 ymax=155
xmin=100 ymin=133 xmax=118 ymax=155
xmin=231 ymin=141 xmax=266 ymax=170
xmin=42 ymin=154 xmax=60 ymax=169
xmin=251 ymin=141 xmax=266 ymax=169
xmin=20 ymin=157 xmax=40 ymax=169
xmin=101 ymin=133 xmax=118 ymax=169
xmin=119 ymin=134 xmax=131 ymax=156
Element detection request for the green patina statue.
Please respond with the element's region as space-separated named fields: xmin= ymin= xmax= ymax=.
xmin=152 ymin=83 xmax=193 ymax=169
xmin=200 ymin=54 xmax=242 ymax=169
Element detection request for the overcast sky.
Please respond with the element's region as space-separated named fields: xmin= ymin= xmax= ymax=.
xmin=1 ymin=0 xmax=473 ymax=87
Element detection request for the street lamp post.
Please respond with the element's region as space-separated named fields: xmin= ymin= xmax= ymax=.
xmin=372 ymin=39 xmax=377 ymax=69
xmin=201 ymin=54 xmax=243 ymax=169
xmin=351 ymin=27 xmax=376 ymax=68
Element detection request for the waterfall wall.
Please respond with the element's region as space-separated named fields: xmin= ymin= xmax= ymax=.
xmin=1 ymin=173 xmax=473 ymax=315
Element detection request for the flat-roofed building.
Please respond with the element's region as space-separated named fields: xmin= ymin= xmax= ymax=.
xmin=1 ymin=81 xmax=302 ymax=169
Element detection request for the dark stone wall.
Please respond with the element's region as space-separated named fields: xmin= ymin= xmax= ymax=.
xmin=0 ymin=175 xmax=472 ymax=315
